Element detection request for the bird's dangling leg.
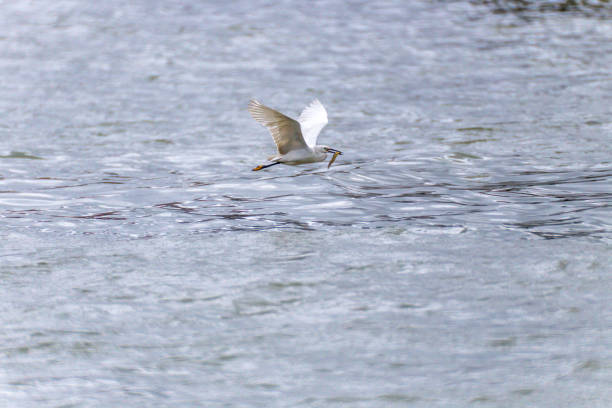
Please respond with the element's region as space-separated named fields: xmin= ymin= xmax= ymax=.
xmin=252 ymin=162 xmax=281 ymax=171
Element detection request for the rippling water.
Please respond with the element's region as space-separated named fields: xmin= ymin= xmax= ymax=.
xmin=2 ymin=1 xmax=611 ymax=407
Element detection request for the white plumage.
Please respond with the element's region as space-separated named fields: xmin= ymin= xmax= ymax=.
xmin=297 ymin=99 xmax=328 ymax=148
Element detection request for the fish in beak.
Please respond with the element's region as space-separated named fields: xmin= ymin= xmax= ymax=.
xmin=326 ymin=148 xmax=342 ymax=168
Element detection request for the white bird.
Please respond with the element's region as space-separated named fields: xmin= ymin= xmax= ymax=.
xmin=248 ymin=99 xmax=342 ymax=171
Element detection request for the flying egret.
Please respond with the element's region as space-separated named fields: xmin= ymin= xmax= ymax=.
xmin=248 ymin=99 xmax=342 ymax=171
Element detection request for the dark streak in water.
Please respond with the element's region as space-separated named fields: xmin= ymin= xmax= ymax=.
xmin=0 ymin=151 xmax=43 ymax=160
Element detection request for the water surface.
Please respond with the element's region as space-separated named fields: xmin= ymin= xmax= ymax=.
xmin=1 ymin=1 xmax=611 ymax=407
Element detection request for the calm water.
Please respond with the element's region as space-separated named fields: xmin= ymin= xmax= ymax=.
xmin=1 ymin=1 xmax=611 ymax=407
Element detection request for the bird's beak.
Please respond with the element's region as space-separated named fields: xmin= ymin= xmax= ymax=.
xmin=326 ymin=148 xmax=343 ymax=155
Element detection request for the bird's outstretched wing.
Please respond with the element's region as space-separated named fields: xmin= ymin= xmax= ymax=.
xmin=298 ymin=99 xmax=328 ymax=148
xmin=248 ymin=100 xmax=308 ymax=155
